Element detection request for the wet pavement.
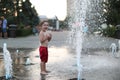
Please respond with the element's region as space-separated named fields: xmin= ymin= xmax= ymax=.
xmin=0 ymin=31 xmax=120 ymax=80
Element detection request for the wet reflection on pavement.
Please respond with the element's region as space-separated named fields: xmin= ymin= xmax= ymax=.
xmin=0 ymin=46 xmax=120 ymax=80
xmin=0 ymin=46 xmax=77 ymax=80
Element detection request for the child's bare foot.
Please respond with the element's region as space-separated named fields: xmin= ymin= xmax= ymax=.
xmin=41 ymin=71 xmax=48 ymax=75
xmin=45 ymin=70 xmax=51 ymax=73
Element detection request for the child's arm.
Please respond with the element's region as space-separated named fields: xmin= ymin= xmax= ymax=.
xmin=39 ymin=32 xmax=48 ymax=43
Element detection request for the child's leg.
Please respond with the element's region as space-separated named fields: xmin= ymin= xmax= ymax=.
xmin=40 ymin=62 xmax=47 ymax=74
xmin=40 ymin=62 xmax=45 ymax=72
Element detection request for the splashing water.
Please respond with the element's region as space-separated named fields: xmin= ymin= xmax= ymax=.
xmin=118 ymin=40 xmax=120 ymax=49
xmin=25 ymin=57 xmax=31 ymax=65
xmin=68 ymin=0 xmax=105 ymax=80
xmin=68 ymin=0 xmax=89 ymax=79
xmin=3 ymin=43 xmax=13 ymax=79
xmin=110 ymin=43 xmax=117 ymax=57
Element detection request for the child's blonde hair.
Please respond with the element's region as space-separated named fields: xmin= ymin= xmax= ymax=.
xmin=39 ymin=20 xmax=49 ymax=27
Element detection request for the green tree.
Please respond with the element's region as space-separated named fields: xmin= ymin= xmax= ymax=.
xmin=0 ymin=0 xmax=15 ymax=25
xmin=59 ymin=16 xmax=70 ymax=29
xmin=0 ymin=0 xmax=15 ymax=17
xmin=105 ymin=0 xmax=120 ymax=25
xmin=0 ymin=0 xmax=39 ymax=27
xmin=21 ymin=0 xmax=39 ymax=26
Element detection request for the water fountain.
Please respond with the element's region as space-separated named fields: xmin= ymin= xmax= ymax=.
xmin=25 ymin=57 xmax=31 ymax=65
xmin=68 ymin=0 xmax=105 ymax=80
xmin=110 ymin=43 xmax=118 ymax=57
xmin=3 ymin=43 xmax=13 ymax=79
xmin=24 ymin=56 xmax=34 ymax=66
xmin=68 ymin=0 xmax=89 ymax=80
xmin=118 ymin=40 xmax=120 ymax=49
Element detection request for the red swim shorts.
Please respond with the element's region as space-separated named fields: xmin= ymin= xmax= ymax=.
xmin=39 ymin=46 xmax=48 ymax=63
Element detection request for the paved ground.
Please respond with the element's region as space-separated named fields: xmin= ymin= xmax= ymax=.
xmin=0 ymin=31 xmax=120 ymax=80
xmin=0 ymin=31 xmax=119 ymax=49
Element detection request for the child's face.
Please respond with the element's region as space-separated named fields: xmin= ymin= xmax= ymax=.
xmin=42 ymin=22 xmax=49 ymax=31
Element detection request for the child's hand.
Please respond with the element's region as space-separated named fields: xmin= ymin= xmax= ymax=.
xmin=47 ymin=33 xmax=52 ymax=41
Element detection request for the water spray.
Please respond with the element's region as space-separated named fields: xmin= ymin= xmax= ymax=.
xmin=3 ymin=43 xmax=13 ymax=79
